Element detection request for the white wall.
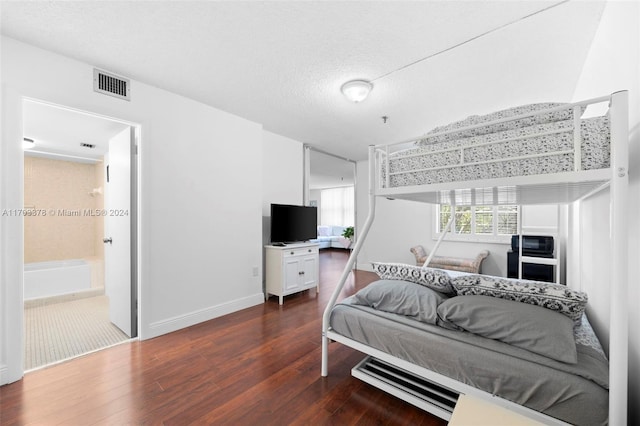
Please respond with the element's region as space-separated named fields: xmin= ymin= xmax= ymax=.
xmin=309 ymin=189 xmax=322 ymax=224
xmin=355 ymin=160 xmax=434 ymax=268
xmin=569 ymin=1 xmax=639 ymax=422
xmin=261 ymin=131 xmax=303 ymax=215
xmin=261 ymin=130 xmax=304 ymax=248
xmin=1 ymin=37 xmax=265 ymax=383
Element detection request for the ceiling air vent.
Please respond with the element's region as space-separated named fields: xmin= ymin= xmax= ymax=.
xmin=93 ymin=69 xmax=130 ymax=101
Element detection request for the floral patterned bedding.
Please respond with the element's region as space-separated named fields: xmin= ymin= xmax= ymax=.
xmin=382 ymin=103 xmax=610 ymax=188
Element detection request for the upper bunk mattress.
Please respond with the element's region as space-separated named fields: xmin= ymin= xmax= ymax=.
xmin=330 ymin=298 xmax=609 ymax=426
xmin=383 ymin=103 xmax=610 ymax=189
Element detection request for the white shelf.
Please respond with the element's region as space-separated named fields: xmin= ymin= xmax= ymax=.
xmin=521 ymin=256 xmax=558 ymax=266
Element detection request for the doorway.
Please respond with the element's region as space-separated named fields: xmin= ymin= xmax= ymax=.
xmin=305 ymin=147 xmax=357 ymax=248
xmin=22 ymin=99 xmax=139 ymax=370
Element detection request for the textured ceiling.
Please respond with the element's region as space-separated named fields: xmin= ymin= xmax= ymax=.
xmin=1 ymin=1 xmax=605 ymax=161
xmin=309 ymin=150 xmax=355 ymax=190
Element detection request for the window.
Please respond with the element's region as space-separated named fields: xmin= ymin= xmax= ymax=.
xmin=436 ymin=204 xmax=518 ymax=242
xmin=320 ymin=186 xmax=354 ymax=226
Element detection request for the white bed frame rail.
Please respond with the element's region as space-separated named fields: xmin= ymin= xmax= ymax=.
xmin=608 ymin=90 xmax=628 ymax=426
xmin=321 ymin=91 xmax=629 ymax=425
xmin=378 ymin=95 xmax=611 ymax=188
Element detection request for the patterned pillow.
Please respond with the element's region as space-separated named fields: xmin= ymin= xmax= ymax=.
xmin=451 ymin=274 xmax=587 ymax=321
xmin=574 ymin=313 xmax=607 ymax=359
xmin=371 ymin=262 xmax=453 ymax=294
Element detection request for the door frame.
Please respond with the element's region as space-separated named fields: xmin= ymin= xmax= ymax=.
xmin=303 ymin=145 xmax=358 ymax=242
xmin=17 ymin=97 xmax=141 ymax=373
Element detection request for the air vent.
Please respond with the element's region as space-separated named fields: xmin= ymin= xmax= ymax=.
xmin=80 ymin=143 xmax=95 ymax=149
xmin=93 ymin=69 xmax=130 ymax=101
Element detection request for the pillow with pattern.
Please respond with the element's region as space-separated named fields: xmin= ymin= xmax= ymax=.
xmin=371 ymin=262 xmax=454 ymax=295
xmin=451 ymin=274 xmax=587 ymax=321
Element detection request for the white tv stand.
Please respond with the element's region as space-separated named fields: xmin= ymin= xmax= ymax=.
xmin=265 ymin=242 xmax=319 ymax=305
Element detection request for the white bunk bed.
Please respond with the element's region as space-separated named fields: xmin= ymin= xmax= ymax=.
xmin=321 ymin=91 xmax=628 ymax=425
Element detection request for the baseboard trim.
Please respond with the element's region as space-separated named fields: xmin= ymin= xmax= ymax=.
xmin=359 ymin=263 xmax=374 ymax=272
xmin=144 ymin=293 xmax=265 ymax=339
xmin=0 ymin=363 xmax=8 ymax=385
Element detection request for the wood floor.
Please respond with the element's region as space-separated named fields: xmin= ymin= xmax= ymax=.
xmin=0 ymin=249 xmax=446 ymax=426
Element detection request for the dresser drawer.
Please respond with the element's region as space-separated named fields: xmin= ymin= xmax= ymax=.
xmin=283 ymin=246 xmax=319 ymax=258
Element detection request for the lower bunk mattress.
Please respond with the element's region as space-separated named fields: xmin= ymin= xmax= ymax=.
xmin=330 ymin=298 xmax=609 ymax=425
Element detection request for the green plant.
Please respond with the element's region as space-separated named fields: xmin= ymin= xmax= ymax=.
xmin=342 ymin=226 xmax=354 ymax=240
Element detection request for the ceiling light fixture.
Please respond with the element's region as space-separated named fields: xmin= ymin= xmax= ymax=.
xmin=341 ymin=80 xmax=373 ymax=103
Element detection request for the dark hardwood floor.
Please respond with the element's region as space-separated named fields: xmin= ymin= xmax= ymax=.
xmin=0 ymin=249 xmax=446 ymax=425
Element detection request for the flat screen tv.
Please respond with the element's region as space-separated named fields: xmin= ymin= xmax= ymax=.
xmin=270 ymin=203 xmax=317 ymax=244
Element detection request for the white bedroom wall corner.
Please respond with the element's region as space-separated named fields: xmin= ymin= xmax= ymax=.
xmin=626 ymin=122 xmax=640 ymax=426
xmin=0 ymin=85 xmax=25 ymax=385
xmin=261 ymin=130 xmax=304 ymax=249
xmin=354 ymin=159 xmax=433 ymax=271
xmin=261 ymin=130 xmax=304 ymax=215
xmin=261 ymin=130 xmax=304 ymax=290
xmin=570 ymin=1 xmax=640 ymax=422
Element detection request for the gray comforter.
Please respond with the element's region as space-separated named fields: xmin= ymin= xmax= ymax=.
xmin=331 ymin=297 xmax=609 ymax=426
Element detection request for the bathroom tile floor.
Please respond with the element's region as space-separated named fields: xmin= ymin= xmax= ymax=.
xmin=24 ymin=295 xmax=130 ymax=370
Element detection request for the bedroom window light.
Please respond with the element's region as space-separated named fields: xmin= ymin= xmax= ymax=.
xmin=436 ymin=204 xmax=518 ymax=243
xmin=320 ymin=186 xmax=355 ymax=227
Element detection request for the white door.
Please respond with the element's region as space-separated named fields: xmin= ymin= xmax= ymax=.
xmin=104 ymin=127 xmax=136 ymax=337
xmin=301 ymin=256 xmax=317 ymax=289
xmin=283 ymin=257 xmax=301 ymax=293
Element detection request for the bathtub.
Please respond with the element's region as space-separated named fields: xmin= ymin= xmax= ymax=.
xmin=24 ymin=259 xmax=91 ymax=300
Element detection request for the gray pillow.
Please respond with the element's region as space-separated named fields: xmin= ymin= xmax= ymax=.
xmin=451 ymin=274 xmax=588 ymax=321
xmin=371 ymin=262 xmax=454 ymax=294
xmin=353 ymin=279 xmax=449 ymax=325
xmin=437 ymin=295 xmax=577 ymax=364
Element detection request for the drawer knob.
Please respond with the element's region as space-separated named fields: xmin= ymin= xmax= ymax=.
xmin=290 ymin=252 xmax=294 ymax=255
